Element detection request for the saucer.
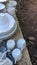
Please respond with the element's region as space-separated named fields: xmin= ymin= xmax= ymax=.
xmin=0 ymin=13 xmax=17 ymax=40
xmin=0 ymin=0 xmax=7 ymax=3
xmin=0 ymin=3 xmax=5 ymax=10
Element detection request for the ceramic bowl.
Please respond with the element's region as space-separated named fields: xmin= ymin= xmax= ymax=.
xmin=17 ymin=39 xmax=26 ymax=51
xmin=12 ymin=48 xmax=22 ymax=64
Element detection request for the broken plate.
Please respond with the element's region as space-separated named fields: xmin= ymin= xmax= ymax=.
xmin=0 ymin=13 xmax=17 ymax=40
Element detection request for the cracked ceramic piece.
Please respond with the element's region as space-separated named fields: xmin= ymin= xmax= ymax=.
xmin=0 ymin=13 xmax=17 ymax=40
xmin=7 ymin=39 xmax=15 ymax=50
xmin=0 ymin=0 xmax=7 ymax=3
xmin=0 ymin=58 xmax=13 ymax=65
xmin=17 ymin=39 xmax=26 ymax=51
xmin=12 ymin=48 xmax=22 ymax=64
xmin=0 ymin=3 xmax=5 ymax=10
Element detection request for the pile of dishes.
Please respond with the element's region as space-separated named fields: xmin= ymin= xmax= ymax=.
xmin=0 ymin=0 xmax=17 ymax=40
xmin=0 ymin=1 xmax=27 ymax=65
xmin=0 ymin=38 xmax=26 ymax=65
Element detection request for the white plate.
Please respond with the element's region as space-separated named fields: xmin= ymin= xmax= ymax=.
xmin=0 ymin=3 xmax=5 ymax=10
xmin=0 ymin=23 xmax=17 ymax=40
xmin=0 ymin=0 xmax=7 ymax=3
xmin=0 ymin=13 xmax=16 ymax=34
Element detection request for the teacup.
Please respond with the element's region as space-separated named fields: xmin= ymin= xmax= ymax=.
xmin=7 ymin=39 xmax=15 ymax=50
xmin=12 ymin=48 xmax=22 ymax=64
xmin=17 ymin=39 xmax=26 ymax=51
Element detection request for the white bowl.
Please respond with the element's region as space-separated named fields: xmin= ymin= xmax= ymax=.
xmin=17 ymin=39 xmax=26 ymax=51
xmin=7 ymin=39 xmax=15 ymax=50
xmin=0 ymin=3 xmax=5 ymax=10
xmin=12 ymin=48 xmax=22 ymax=64
xmin=0 ymin=13 xmax=17 ymax=40
xmin=0 ymin=0 xmax=7 ymax=3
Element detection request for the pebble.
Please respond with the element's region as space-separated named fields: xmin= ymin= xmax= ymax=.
xmin=28 ymin=37 xmax=36 ymax=41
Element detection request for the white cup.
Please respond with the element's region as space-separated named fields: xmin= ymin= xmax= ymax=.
xmin=7 ymin=39 xmax=15 ymax=50
xmin=12 ymin=48 xmax=22 ymax=64
xmin=17 ymin=39 xmax=26 ymax=51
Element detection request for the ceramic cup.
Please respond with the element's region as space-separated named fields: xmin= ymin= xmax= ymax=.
xmin=7 ymin=39 xmax=15 ymax=50
xmin=0 ymin=13 xmax=9 ymax=26
xmin=12 ymin=48 xmax=22 ymax=64
xmin=17 ymin=39 xmax=26 ymax=51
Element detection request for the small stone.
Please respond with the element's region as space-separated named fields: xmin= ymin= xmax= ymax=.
xmin=28 ymin=37 xmax=36 ymax=41
xmin=29 ymin=41 xmax=34 ymax=45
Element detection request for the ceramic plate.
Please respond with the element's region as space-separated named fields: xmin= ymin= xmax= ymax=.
xmin=0 ymin=22 xmax=17 ymax=40
xmin=0 ymin=13 xmax=16 ymax=34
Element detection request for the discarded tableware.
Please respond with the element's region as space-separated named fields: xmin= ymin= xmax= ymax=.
xmin=12 ymin=48 xmax=22 ymax=64
xmin=0 ymin=13 xmax=17 ymax=40
xmin=17 ymin=39 xmax=26 ymax=51
xmin=7 ymin=39 xmax=15 ymax=50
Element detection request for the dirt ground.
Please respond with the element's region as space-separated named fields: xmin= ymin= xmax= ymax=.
xmin=16 ymin=0 xmax=37 ymax=65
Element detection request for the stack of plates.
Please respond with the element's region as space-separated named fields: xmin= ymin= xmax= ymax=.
xmin=0 ymin=13 xmax=17 ymax=40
